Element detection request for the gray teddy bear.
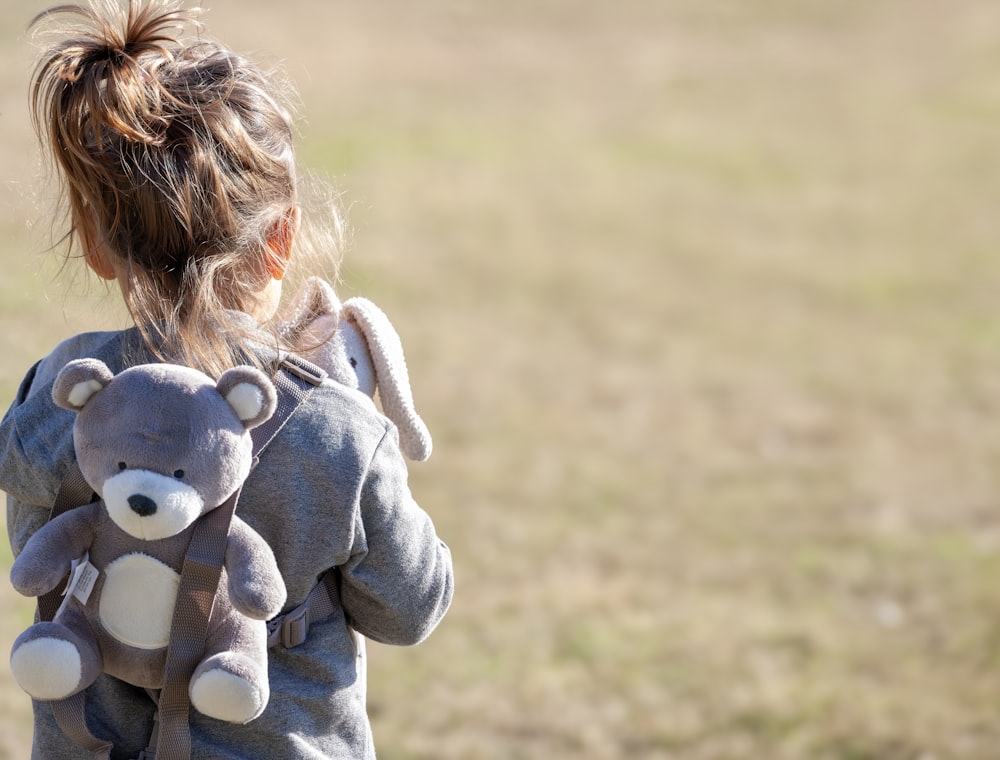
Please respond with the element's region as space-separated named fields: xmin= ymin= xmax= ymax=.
xmin=9 ymin=359 xmax=287 ymax=725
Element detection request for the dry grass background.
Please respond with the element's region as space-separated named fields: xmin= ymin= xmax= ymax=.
xmin=1 ymin=0 xmax=1000 ymax=758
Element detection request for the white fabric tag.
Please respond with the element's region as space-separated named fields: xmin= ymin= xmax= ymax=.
xmin=63 ymin=553 xmax=99 ymax=605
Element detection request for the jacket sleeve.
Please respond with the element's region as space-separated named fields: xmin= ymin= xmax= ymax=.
xmin=2 ymin=331 xmax=122 ymax=538
xmin=339 ymin=426 xmax=453 ymax=646
xmin=1 ymin=360 xmax=76 ymax=556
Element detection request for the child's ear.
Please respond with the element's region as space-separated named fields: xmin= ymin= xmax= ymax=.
xmin=265 ymin=206 xmax=300 ymax=281
xmin=53 ymin=359 xmax=115 ymax=411
xmin=79 ymin=212 xmax=117 ymax=281
xmin=216 ymin=367 xmax=278 ymax=430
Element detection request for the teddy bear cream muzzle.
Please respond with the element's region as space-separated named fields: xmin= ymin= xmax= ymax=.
xmin=102 ymin=469 xmax=207 ymax=541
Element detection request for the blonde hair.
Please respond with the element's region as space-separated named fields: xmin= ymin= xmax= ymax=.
xmin=30 ymin=0 xmax=341 ymax=375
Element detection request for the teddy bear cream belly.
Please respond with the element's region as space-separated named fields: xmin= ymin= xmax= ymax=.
xmin=98 ymin=553 xmax=180 ymax=650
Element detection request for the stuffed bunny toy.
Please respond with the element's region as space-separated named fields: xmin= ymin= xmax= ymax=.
xmin=279 ymin=276 xmax=432 ymax=461
xmin=9 ymin=359 xmax=287 ymax=725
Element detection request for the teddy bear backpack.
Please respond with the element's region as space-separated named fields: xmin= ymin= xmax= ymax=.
xmin=8 ymin=353 xmax=332 ymax=760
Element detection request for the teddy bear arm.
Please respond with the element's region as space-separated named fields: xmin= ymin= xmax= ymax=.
xmin=9 ymin=505 xmax=98 ymax=598
xmin=225 ymin=518 xmax=287 ymax=620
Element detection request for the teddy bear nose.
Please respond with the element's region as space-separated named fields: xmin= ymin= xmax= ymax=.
xmin=127 ymin=494 xmax=158 ymax=517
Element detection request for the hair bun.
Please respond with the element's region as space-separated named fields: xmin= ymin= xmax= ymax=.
xmin=32 ymin=1 xmax=196 ymax=143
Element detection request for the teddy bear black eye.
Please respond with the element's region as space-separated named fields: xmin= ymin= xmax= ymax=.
xmin=173 ymin=470 xmax=185 ymax=479
xmin=350 ymin=357 xmax=357 ymax=368
xmin=118 ymin=462 xmax=127 ymax=471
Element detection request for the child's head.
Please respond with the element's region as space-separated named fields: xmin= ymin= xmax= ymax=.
xmin=30 ymin=0 xmax=336 ymax=374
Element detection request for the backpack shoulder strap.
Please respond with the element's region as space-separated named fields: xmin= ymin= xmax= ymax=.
xmin=153 ymin=355 xmax=325 ymax=760
xmin=37 ymin=464 xmax=96 ymax=622
xmin=250 ymin=354 xmax=327 ymax=458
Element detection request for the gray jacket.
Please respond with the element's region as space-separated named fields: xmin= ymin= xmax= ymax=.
xmin=1 ymin=328 xmax=454 ymax=760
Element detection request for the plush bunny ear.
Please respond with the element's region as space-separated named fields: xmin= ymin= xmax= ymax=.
xmin=279 ymin=275 xmax=375 ymax=392
xmin=216 ymin=367 xmax=278 ymax=430
xmin=342 ymin=297 xmax=433 ymax=461
xmin=52 ymin=359 xmax=115 ymax=411
xmin=278 ymin=276 xmax=342 ymax=347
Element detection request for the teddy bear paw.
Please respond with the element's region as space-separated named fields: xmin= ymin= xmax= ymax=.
xmin=190 ymin=654 xmax=268 ymax=724
xmin=10 ymin=628 xmax=91 ymax=701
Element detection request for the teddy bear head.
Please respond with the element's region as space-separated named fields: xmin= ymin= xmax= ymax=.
xmin=52 ymin=359 xmax=277 ymax=541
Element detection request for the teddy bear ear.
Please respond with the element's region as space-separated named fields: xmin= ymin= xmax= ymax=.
xmin=52 ymin=359 xmax=115 ymax=412
xmin=216 ymin=367 xmax=278 ymax=430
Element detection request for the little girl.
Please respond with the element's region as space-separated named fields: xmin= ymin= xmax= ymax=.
xmin=0 ymin=2 xmax=453 ymax=758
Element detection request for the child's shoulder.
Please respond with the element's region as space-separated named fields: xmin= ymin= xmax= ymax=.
xmin=265 ymin=359 xmax=417 ymax=477
xmin=31 ymin=330 xmax=131 ymax=395
xmin=297 ymin=371 xmax=396 ymax=443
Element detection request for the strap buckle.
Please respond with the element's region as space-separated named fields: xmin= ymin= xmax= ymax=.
xmin=267 ymin=606 xmax=310 ymax=648
xmin=279 ymin=354 xmax=327 ymax=386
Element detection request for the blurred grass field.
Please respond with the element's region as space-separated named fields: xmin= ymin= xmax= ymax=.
xmin=2 ymin=0 xmax=1000 ymax=757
